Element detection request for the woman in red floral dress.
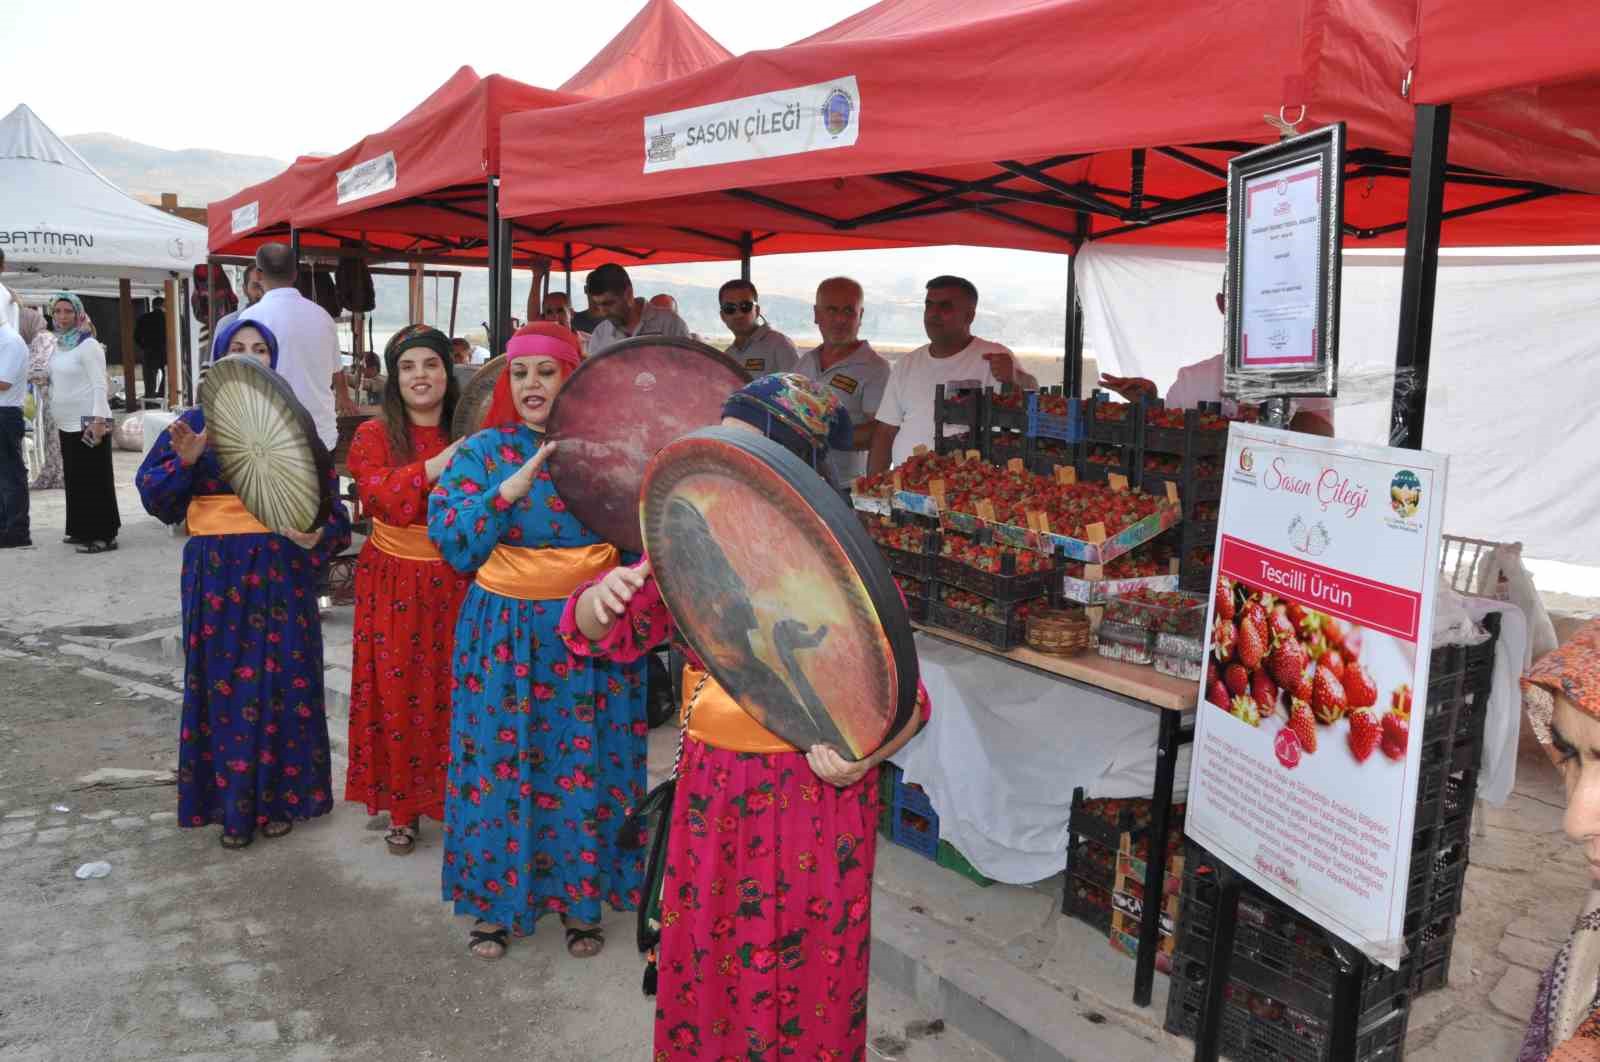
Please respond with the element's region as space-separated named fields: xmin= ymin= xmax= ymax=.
xmin=345 ymin=326 xmax=470 ymax=854
xmin=562 ymin=374 xmax=930 ymax=1061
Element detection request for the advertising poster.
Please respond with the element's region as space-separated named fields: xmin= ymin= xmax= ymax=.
xmin=1184 ymin=425 xmax=1447 ymax=966
xmin=643 ymin=77 xmax=861 ymax=174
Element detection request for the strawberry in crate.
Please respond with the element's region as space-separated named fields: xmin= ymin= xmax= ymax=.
xmin=1105 ymin=588 xmax=1207 ymax=636
xmin=892 ymin=575 xmax=925 ymax=599
xmin=940 ymin=530 xmax=1052 ymax=575
xmin=1039 ymin=393 xmax=1071 ymax=416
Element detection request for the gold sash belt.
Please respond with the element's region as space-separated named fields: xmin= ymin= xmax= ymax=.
xmin=474 ymin=542 xmax=619 ymax=601
xmin=185 ymin=494 xmax=272 ymax=536
xmin=682 ymin=665 xmax=797 ymax=754
xmin=369 ymin=518 xmax=442 ymax=562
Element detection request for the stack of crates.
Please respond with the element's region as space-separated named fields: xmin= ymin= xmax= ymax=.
xmin=882 ymin=764 xmax=994 ymax=887
xmin=925 ymin=527 xmax=1062 ymax=651
xmin=1064 ymin=788 xmax=1187 ymax=960
xmin=1138 ymin=402 xmax=1228 ymax=594
xmin=1163 ymin=615 xmax=1501 ymax=1059
xmin=932 ymin=383 xmax=984 ymax=456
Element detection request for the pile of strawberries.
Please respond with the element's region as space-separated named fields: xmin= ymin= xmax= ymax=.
xmin=856 ymin=451 xmax=1175 ymax=540
xmin=1205 ymin=577 xmax=1410 ymax=765
xmin=1087 ymin=445 xmax=1123 ymax=467
xmin=865 ymin=519 xmax=928 ymax=554
xmin=1146 ymin=407 xmax=1232 ymax=432
xmin=1143 ymin=453 xmax=1220 ymax=478
xmin=1038 ymin=393 xmax=1071 ymax=416
xmin=1064 ymin=541 xmax=1173 ymax=580
xmin=940 ymin=531 xmax=1053 ymax=574
xmin=942 ymin=588 xmax=1049 ymax=623
xmin=892 ymin=574 xmax=925 ymax=599
xmin=1105 ymin=588 xmax=1207 ymax=636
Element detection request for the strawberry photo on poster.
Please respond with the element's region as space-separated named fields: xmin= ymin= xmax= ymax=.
xmin=1203 ymin=573 xmax=1417 ymax=772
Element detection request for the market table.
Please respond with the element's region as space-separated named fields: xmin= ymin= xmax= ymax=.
xmin=910 ymin=622 xmax=1196 ymax=1008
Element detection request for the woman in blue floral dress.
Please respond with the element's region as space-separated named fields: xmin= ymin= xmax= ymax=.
xmin=426 ymin=322 xmax=646 ymax=961
xmin=136 ymin=319 xmax=350 ymax=849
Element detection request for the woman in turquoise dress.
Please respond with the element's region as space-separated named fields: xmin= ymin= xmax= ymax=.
xmin=426 ymin=322 xmax=646 ymax=961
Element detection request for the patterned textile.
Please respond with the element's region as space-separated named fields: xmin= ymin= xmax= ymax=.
xmin=48 ymin=292 xmax=91 ymax=351
xmin=26 ymin=327 xmax=62 ymax=490
xmin=136 ymin=409 xmax=351 ymax=841
xmin=1522 ymin=893 xmax=1600 ymax=1061
xmin=344 ymin=418 xmax=470 ymax=826
xmin=559 ymin=558 xmax=931 ymax=1061
xmin=1526 ymin=620 xmax=1600 ymax=747
xmin=721 ymin=373 xmax=853 ymax=471
xmin=426 ymin=422 xmax=646 ymax=935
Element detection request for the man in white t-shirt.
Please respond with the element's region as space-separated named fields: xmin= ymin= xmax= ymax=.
xmin=238 ymin=243 xmax=342 ymax=450
xmin=869 ymin=275 xmax=1037 ymax=472
xmin=1100 ymin=290 xmax=1333 ymax=436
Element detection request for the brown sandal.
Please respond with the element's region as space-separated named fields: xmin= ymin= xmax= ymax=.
xmin=261 ymin=820 xmax=293 ymax=839
xmin=564 ymin=924 xmax=605 ymax=958
xmin=469 ymin=921 xmax=508 ymax=961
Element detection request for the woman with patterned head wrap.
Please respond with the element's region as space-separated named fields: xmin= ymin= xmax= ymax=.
xmin=344 ymin=325 xmax=471 ymax=855
xmin=135 ymin=319 xmax=351 ymax=849
xmin=47 ymin=293 xmax=119 ymax=550
xmin=1520 ymin=622 xmax=1600 ymax=1061
xmin=426 ymin=322 xmax=647 ymax=961
xmin=19 ymin=306 xmax=64 ymax=490
xmin=561 ymin=372 xmax=931 ymax=1062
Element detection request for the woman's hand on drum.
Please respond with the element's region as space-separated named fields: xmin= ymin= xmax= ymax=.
xmin=498 ymin=441 xmax=557 ymax=504
xmin=591 ymin=560 xmax=651 ymax=628
xmin=806 ymin=744 xmax=871 ymax=789
xmin=169 ymin=420 xmax=208 ymax=467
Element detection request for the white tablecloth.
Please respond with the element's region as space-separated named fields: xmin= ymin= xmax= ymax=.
xmin=890 ymin=633 xmax=1190 ymax=884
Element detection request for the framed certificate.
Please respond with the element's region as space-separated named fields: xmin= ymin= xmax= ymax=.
xmin=1224 ymin=124 xmax=1344 ymax=400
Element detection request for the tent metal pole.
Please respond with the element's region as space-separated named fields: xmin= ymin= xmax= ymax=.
xmin=1389 ymin=104 xmax=1452 ymax=450
xmin=740 ymin=231 xmax=753 ymax=282
xmin=564 ymin=243 xmax=573 ymax=297
xmin=179 ymin=277 xmax=194 ymax=406
xmin=118 ymin=279 xmax=137 ymax=411
xmin=496 ymin=214 xmax=513 ymax=339
xmin=486 ymin=179 xmax=501 ymax=355
xmin=1064 ymin=214 xmax=1089 ymax=397
xmin=289 ymin=229 xmax=300 ymax=265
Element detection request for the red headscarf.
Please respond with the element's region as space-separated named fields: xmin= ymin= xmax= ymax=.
xmin=479 ymin=322 xmax=584 ymax=431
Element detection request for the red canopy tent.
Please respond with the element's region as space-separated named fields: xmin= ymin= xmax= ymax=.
xmin=560 ymin=0 xmax=733 ymax=98
xmin=207 ymin=156 xmax=327 ymax=258
xmin=498 ymin=0 xmax=1600 ymax=256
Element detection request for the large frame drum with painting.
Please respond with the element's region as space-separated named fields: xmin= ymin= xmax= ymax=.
xmin=199 ymin=355 xmax=333 ymax=533
xmin=640 ymin=426 xmax=917 ymax=760
xmin=547 ymin=336 xmax=748 ymax=553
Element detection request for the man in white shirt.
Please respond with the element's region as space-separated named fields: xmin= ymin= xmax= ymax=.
xmin=791 ymin=277 xmax=890 ymax=484
xmin=0 ymin=320 xmax=31 ymax=547
xmin=0 ymin=251 xmax=18 ymax=331
xmin=238 ymin=244 xmax=342 ymax=450
xmin=1099 ymin=290 xmax=1333 ymax=436
xmin=869 ymin=275 xmax=1037 ymax=472
xmin=719 ymin=279 xmax=799 ymax=377
xmin=584 ymin=263 xmax=689 ymax=354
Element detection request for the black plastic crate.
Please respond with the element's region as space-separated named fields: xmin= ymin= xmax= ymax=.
xmin=1083 ymin=393 xmax=1143 ymax=446
xmin=932 ymin=549 xmax=1058 ymax=603
xmin=986 ymin=386 xmax=1032 ymax=432
xmin=925 ymin=597 xmax=1027 ymax=651
xmin=902 ymin=592 xmax=928 ymax=623
xmin=1064 ymin=875 xmax=1114 ymax=936
xmin=1068 ymin=836 xmax=1121 ymax=892
xmin=1165 ymin=952 xmax=1410 ymax=1062
xmin=1408 ymin=915 xmax=1456 ymax=994
xmin=933 ymin=383 xmax=984 ymax=457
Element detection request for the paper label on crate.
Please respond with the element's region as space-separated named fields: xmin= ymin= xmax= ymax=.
xmin=1108 ymin=473 xmax=1129 ymax=492
xmin=1165 ymin=481 xmax=1180 ymax=503
xmin=1184 ymin=424 xmax=1448 ymax=969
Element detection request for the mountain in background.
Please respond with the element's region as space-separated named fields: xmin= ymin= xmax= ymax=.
xmin=65 ymin=133 xmax=1070 ymax=354
xmin=66 ymin=133 xmax=288 ymax=207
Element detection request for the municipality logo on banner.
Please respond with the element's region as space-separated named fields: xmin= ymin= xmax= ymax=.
xmin=230 ymin=201 xmax=260 ymax=235
xmin=336 ymin=151 xmax=398 ymax=206
xmin=643 ymin=77 xmax=861 ymax=174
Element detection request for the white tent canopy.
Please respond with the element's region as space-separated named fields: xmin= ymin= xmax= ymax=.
xmin=0 ymin=103 xmax=206 ymax=292
xmin=1075 ymin=243 xmax=1600 ymax=568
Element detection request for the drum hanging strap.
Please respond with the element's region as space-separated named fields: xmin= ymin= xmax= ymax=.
xmin=630 ymin=669 xmax=709 ymax=996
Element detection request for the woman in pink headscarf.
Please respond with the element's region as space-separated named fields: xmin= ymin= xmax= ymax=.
xmin=426 ymin=322 xmax=647 ymax=963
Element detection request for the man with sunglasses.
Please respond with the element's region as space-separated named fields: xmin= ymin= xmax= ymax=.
xmin=792 ymin=276 xmax=889 ymax=485
xmin=718 ymin=280 xmax=797 ymax=376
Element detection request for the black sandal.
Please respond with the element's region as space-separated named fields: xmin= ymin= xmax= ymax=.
xmin=469 ymin=920 xmax=509 ymax=961
xmin=75 ymin=540 xmax=118 ymax=554
xmin=261 ymin=820 xmax=293 ymax=839
xmin=219 ymin=832 xmax=253 ymax=850
xmin=385 ymin=824 xmax=417 ymax=855
xmin=564 ymin=924 xmax=605 ymax=959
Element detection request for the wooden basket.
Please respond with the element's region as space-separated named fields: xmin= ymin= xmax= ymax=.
xmin=1026 ymin=608 xmax=1091 ymax=656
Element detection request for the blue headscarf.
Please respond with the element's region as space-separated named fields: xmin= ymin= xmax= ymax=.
xmin=720 ymin=372 xmax=853 ymax=475
xmin=211 ymin=318 xmax=280 ymax=369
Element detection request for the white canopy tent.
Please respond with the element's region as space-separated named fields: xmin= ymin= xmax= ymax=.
xmin=0 ymin=104 xmax=207 ymax=292
xmin=1075 ymin=242 xmax=1600 ymax=571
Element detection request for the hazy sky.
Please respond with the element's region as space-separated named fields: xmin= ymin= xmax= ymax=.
xmin=0 ymin=1 xmax=867 ymax=161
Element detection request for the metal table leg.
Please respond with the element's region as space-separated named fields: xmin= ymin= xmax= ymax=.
xmin=1133 ymin=709 xmax=1186 ymax=1007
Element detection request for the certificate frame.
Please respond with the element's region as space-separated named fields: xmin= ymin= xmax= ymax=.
xmin=1224 ymin=123 xmax=1344 ymax=400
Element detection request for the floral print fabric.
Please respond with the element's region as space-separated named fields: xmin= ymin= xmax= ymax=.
xmin=427 ymin=423 xmax=647 ymax=936
xmin=136 ymin=409 xmax=351 ymax=840
xmin=345 ymin=418 xmax=470 ymax=826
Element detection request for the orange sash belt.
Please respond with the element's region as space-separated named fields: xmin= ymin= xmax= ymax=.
xmin=682 ymin=665 xmax=797 ymax=754
xmin=368 ymin=518 xmax=441 ymax=562
xmin=185 ymin=494 xmax=272 ymax=537
xmin=475 ymin=542 xmax=619 ymax=601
